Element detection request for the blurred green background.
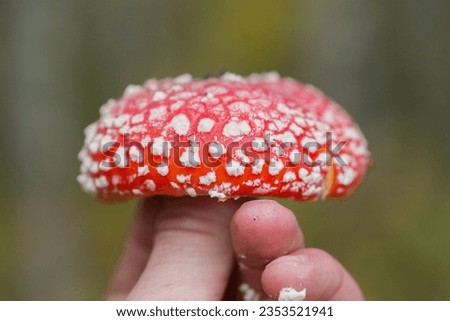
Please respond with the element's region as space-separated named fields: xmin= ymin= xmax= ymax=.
xmin=1 ymin=0 xmax=449 ymax=300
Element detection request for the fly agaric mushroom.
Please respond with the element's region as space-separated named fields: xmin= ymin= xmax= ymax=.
xmin=77 ymin=72 xmax=370 ymax=202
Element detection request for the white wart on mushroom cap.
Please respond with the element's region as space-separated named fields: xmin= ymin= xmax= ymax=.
xmin=78 ymin=72 xmax=370 ymax=202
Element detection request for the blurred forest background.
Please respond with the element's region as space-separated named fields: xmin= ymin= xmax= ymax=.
xmin=0 ymin=0 xmax=449 ymax=300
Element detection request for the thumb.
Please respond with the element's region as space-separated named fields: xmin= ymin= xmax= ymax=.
xmin=127 ymin=196 xmax=243 ymax=300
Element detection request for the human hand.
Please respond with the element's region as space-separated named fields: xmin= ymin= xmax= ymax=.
xmin=106 ymin=197 xmax=364 ymax=300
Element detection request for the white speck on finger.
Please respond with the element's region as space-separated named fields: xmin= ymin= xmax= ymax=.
xmin=278 ymin=287 xmax=306 ymax=301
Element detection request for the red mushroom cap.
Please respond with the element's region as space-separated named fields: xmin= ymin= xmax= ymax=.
xmin=77 ymin=72 xmax=370 ymax=202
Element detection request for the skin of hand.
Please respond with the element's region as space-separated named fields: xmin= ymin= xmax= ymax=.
xmin=105 ymin=197 xmax=364 ymax=301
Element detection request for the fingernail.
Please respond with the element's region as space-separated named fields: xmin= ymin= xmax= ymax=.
xmin=266 ymin=254 xmax=309 ymax=268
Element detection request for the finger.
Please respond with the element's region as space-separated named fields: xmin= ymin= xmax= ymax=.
xmin=262 ymin=248 xmax=365 ymax=301
xmin=106 ymin=197 xmax=162 ymax=300
xmin=127 ymin=197 xmax=243 ymax=300
xmin=230 ymin=200 xmax=304 ymax=300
